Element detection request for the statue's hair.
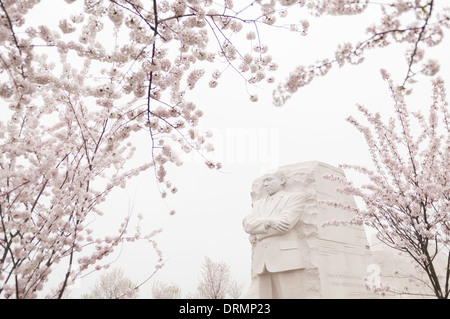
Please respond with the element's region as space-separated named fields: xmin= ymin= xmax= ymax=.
xmin=262 ymin=169 xmax=286 ymax=185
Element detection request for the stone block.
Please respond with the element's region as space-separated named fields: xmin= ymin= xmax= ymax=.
xmin=248 ymin=161 xmax=374 ymax=298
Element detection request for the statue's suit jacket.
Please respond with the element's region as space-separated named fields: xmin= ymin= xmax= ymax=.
xmin=243 ymin=191 xmax=307 ymax=277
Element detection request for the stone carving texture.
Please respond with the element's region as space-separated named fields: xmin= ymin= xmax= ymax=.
xmin=246 ymin=161 xmax=374 ymax=298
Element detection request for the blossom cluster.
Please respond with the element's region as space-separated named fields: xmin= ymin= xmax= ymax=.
xmin=273 ymin=0 xmax=450 ymax=105
xmin=0 ymin=0 xmax=310 ymax=299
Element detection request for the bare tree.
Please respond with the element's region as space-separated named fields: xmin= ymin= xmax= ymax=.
xmin=196 ymin=256 xmax=242 ymax=299
xmin=198 ymin=256 xmax=230 ymax=299
xmin=151 ymin=280 xmax=181 ymax=299
xmin=83 ymin=268 xmax=138 ymax=299
xmin=227 ymin=280 xmax=244 ymax=299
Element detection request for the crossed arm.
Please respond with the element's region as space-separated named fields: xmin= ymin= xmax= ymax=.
xmin=242 ymin=194 xmax=304 ymax=238
xmin=243 ymin=214 xmax=291 ymax=234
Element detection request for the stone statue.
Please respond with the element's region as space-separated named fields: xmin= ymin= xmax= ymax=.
xmin=242 ymin=169 xmax=320 ymax=298
xmin=242 ymin=161 xmax=374 ymax=299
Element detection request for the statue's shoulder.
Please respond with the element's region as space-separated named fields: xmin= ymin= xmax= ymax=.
xmin=280 ymin=191 xmax=307 ymax=203
xmin=252 ymin=197 xmax=266 ymax=206
xmin=280 ymin=191 xmax=300 ymax=199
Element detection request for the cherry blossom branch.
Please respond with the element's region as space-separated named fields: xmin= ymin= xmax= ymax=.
xmin=0 ymin=0 xmax=22 ymax=56
xmin=402 ymin=0 xmax=434 ymax=87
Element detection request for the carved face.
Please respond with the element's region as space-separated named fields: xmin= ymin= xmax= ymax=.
xmin=262 ymin=174 xmax=285 ymax=195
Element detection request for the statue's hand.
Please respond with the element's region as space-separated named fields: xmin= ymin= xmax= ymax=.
xmin=269 ymin=216 xmax=290 ymax=233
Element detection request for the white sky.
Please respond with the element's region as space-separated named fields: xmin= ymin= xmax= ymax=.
xmin=17 ymin=1 xmax=450 ymax=298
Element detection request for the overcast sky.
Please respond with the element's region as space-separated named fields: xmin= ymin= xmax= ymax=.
xmin=28 ymin=2 xmax=449 ymax=298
